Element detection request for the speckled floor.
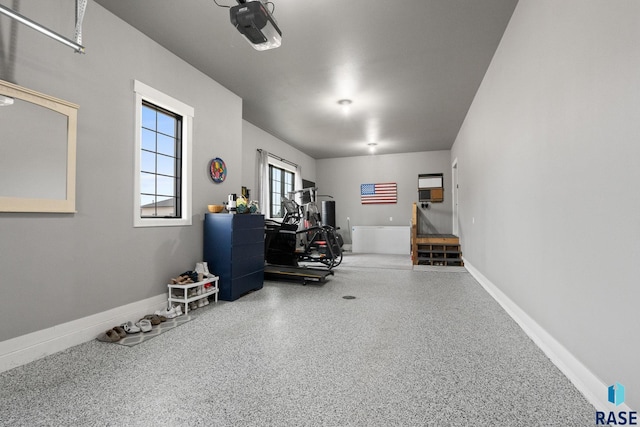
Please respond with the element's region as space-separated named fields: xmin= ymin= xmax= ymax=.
xmin=0 ymin=259 xmax=595 ymax=426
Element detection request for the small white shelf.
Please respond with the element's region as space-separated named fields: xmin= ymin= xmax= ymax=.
xmin=167 ymin=276 xmax=219 ymax=314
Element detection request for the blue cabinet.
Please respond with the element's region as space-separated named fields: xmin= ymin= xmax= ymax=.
xmin=203 ymin=213 xmax=264 ymax=301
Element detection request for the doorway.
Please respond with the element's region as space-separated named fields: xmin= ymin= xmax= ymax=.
xmin=452 ymin=159 xmax=459 ymax=236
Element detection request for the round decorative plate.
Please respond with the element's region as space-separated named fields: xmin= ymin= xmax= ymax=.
xmin=209 ymin=157 xmax=227 ymax=183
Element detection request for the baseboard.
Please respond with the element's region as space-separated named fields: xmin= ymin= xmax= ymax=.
xmin=0 ymin=294 xmax=167 ymax=373
xmin=463 ymin=258 xmax=631 ymax=413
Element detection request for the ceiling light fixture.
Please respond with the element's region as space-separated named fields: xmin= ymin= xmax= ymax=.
xmin=337 ymin=98 xmax=353 ymax=114
xmin=368 ymin=142 xmax=377 ymax=153
xmin=230 ymin=0 xmax=282 ymax=51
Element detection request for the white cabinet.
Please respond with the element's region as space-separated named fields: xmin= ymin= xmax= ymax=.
xmin=167 ymin=276 xmax=219 ymax=314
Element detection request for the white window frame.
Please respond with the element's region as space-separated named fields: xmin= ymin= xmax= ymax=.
xmin=133 ymin=80 xmax=194 ymax=227
xmin=267 ymin=156 xmax=298 ymax=220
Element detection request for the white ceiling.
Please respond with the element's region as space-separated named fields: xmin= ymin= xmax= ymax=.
xmin=95 ymin=0 xmax=518 ymax=159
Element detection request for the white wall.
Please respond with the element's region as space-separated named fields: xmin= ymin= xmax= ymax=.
xmin=452 ymin=0 xmax=640 ymax=409
xmin=316 ymin=151 xmax=452 ymax=244
xmin=0 ymin=0 xmax=243 ymax=341
xmin=241 ymin=120 xmax=316 ymax=200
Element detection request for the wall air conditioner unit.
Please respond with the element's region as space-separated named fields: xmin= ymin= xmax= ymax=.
xmin=418 ymin=173 xmax=444 ymax=203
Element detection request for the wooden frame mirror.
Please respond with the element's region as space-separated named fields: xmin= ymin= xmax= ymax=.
xmin=0 ymin=80 xmax=78 ymax=213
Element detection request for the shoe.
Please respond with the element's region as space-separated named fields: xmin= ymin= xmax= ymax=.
xmin=112 ymin=326 xmax=127 ymax=339
xmin=197 ymin=298 xmax=205 ymax=308
xmin=171 ymin=274 xmax=195 ymax=285
xmin=121 ymin=321 xmax=140 ymax=333
xmin=189 ymin=302 xmax=198 ymax=311
xmin=203 ymin=262 xmax=215 ymax=278
xmin=136 ymin=319 xmax=152 ymax=332
xmin=179 ymin=271 xmax=198 ymax=282
xmin=170 ymin=276 xmax=185 ymax=284
xmin=173 ymin=304 xmax=183 ymax=317
xmin=142 ymin=314 xmax=162 ymax=325
xmin=195 ymin=263 xmax=205 ymax=282
xmin=97 ymin=329 xmax=121 ymax=342
xmin=155 ymin=306 xmax=177 ymax=319
xmin=202 ymin=297 xmax=209 ymax=306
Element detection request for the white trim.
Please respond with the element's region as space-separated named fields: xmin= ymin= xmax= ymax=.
xmin=133 ymin=80 xmax=193 ymax=227
xmin=451 ymin=158 xmax=459 ymax=237
xmin=133 ymin=80 xmax=194 ymax=117
xmin=0 ymin=294 xmax=168 ymax=373
xmin=268 ymin=155 xmax=297 ymax=174
xmin=266 ymin=156 xmax=298 ymax=219
xmin=463 ymin=258 xmax=632 ymax=413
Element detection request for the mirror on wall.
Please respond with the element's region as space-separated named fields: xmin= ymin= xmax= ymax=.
xmin=0 ymin=80 xmax=78 ymax=213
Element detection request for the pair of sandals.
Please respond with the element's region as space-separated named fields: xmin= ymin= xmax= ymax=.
xmin=96 ymin=316 xmax=160 ymax=342
xmin=120 ymin=319 xmax=152 ymax=334
xmin=121 ymin=317 xmax=158 ymax=333
xmin=141 ymin=314 xmax=165 ymax=325
xmin=96 ymin=325 xmax=127 ymax=342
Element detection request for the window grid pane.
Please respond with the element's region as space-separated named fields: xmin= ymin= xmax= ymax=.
xmin=141 ymin=129 xmax=156 ymax=151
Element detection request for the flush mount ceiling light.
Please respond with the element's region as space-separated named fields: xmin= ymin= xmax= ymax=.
xmin=337 ymin=99 xmax=353 ymax=114
xmin=367 ymin=142 xmax=377 ymax=153
xmin=230 ymin=0 xmax=282 ymax=51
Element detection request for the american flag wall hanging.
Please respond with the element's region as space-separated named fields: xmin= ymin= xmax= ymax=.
xmin=360 ymin=183 xmax=397 ymax=204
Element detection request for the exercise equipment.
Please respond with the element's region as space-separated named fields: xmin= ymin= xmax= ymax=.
xmin=264 ymin=188 xmax=343 ymax=283
xmin=264 ymin=264 xmax=334 ymax=285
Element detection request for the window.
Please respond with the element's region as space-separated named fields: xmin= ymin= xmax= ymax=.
xmin=134 ymin=81 xmax=194 ymax=227
xmin=269 ymin=164 xmax=295 ymax=218
xmin=140 ymin=102 xmax=182 ymax=218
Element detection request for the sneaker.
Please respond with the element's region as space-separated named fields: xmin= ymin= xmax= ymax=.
xmin=195 ymin=262 xmax=205 ymax=275
xmin=195 ymin=263 xmax=206 ymax=282
xmin=173 ymin=304 xmax=183 ymax=317
xmin=197 ymin=299 xmax=205 ymax=308
xmin=203 ymin=262 xmax=215 ymax=278
xmin=136 ymin=319 xmax=152 ymax=333
xmin=155 ymin=306 xmax=177 ymax=319
xmin=121 ymin=320 xmax=141 ymax=334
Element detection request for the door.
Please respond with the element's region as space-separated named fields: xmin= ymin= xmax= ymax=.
xmin=452 ymin=159 xmax=459 ymax=236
